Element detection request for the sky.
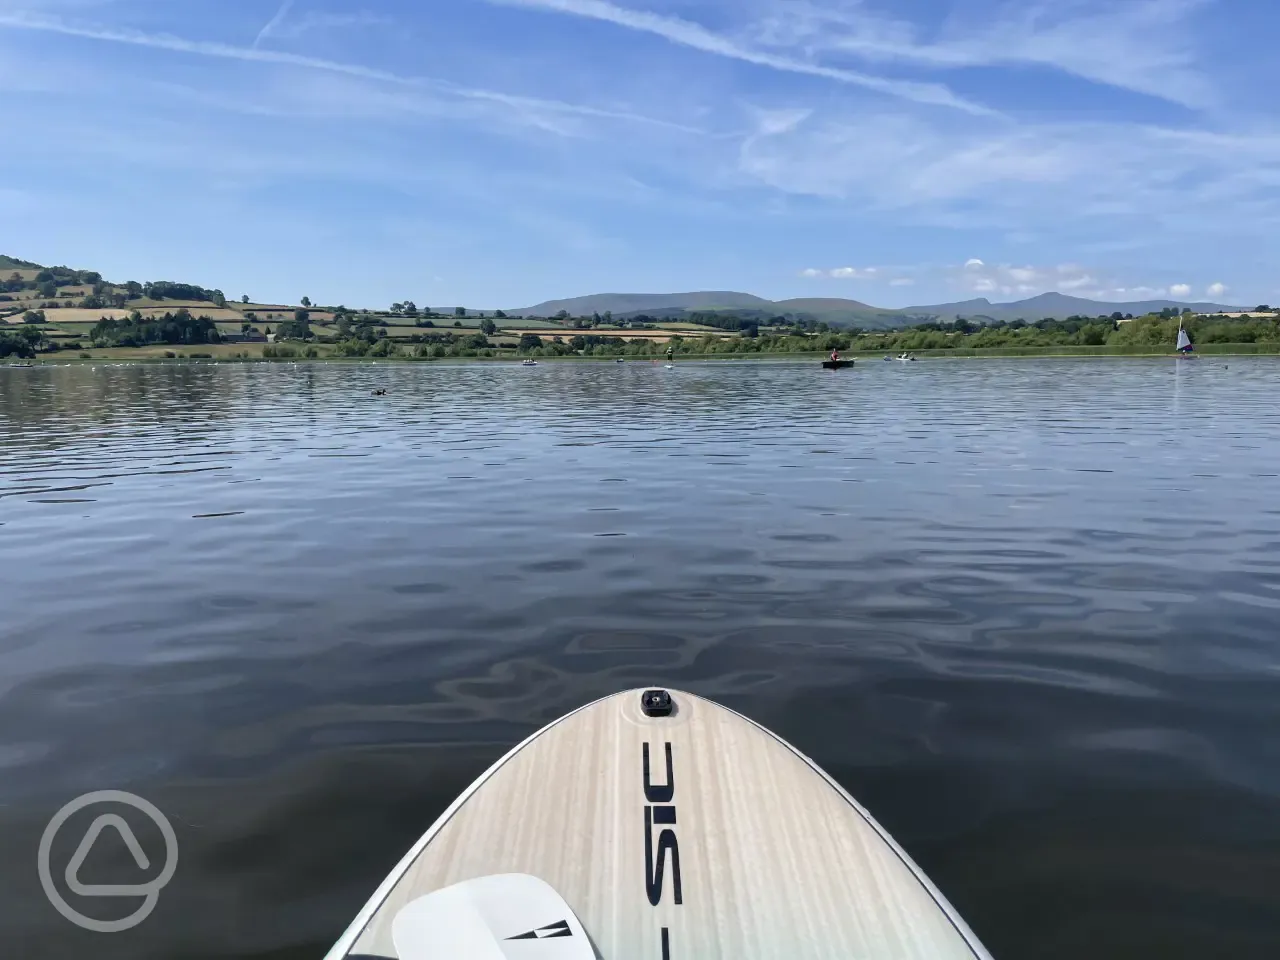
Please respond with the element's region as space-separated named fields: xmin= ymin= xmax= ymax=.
xmin=0 ymin=0 xmax=1277 ymax=310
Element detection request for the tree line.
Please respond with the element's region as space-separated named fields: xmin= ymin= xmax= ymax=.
xmin=90 ymin=310 xmax=222 ymax=347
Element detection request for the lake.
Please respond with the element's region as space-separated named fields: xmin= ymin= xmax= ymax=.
xmin=2 ymin=358 xmax=1280 ymax=959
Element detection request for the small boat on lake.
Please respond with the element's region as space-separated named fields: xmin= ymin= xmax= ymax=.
xmin=821 ymin=359 xmax=854 ymax=370
xmin=1176 ymin=324 xmax=1194 ymax=356
xmin=521 ymin=359 xmax=538 ymax=366
xmin=897 ymin=353 xmax=917 ymax=362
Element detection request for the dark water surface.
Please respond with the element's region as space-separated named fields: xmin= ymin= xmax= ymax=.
xmin=3 ymin=359 xmax=1280 ymax=959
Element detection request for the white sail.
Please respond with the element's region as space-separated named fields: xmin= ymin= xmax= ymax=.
xmin=1177 ymin=328 xmax=1191 ymax=350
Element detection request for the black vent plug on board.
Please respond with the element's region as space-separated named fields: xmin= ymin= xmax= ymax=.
xmin=641 ymin=689 xmax=673 ymax=717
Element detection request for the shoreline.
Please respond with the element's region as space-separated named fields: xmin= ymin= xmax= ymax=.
xmin=6 ymin=347 xmax=1272 ymax=367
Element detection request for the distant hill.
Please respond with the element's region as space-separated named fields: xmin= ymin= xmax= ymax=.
xmin=899 ymin=292 xmax=1239 ymax=325
xmin=0 ymin=254 xmax=42 ymax=270
xmin=513 ymin=289 xmax=1240 ymax=329
xmin=5 ymin=253 xmax=1243 ymax=329
xmin=515 ymin=291 xmax=774 ymax=317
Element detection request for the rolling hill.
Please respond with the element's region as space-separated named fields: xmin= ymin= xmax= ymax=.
xmin=512 ymin=289 xmax=1240 ymax=329
xmin=898 ymin=292 xmax=1240 ymax=325
xmin=4 ymin=252 xmax=1242 ymax=332
xmin=516 ymin=291 xmax=774 ymax=317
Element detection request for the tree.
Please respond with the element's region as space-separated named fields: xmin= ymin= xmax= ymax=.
xmin=242 ymin=294 xmax=250 ymax=304
xmin=603 ymin=310 xmax=612 ymax=324
xmin=241 ymin=322 xmax=251 ymax=334
xmin=453 ymin=320 xmax=463 ymax=327
xmin=301 ymin=296 xmax=312 ymax=307
xmin=519 ymin=333 xmax=543 ymax=351
xmin=403 ymin=301 xmax=418 ymax=318
xmin=555 ymin=310 xmax=570 ymax=321
xmin=455 ymin=306 xmax=467 ymax=318
xmin=494 ymin=310 xmax=507 ymax=319
xmin=1080 ymin=324 xmax=1107 ymax=346
xmin=1257 ymin=305 xmax=1272 ymax=313
xmin=479 ymin=318 xmax=497 ymax=335
xmin=276 ymin=309 xmax=312 ymax=341
xmin=125 ymin=281 xmax=143 ymax=299
xmin=23 ymin=309 xmax=46 ymax=324
xmin=38 ymin=280 xmax=56 ymax=299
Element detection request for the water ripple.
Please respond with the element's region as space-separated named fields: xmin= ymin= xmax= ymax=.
xmin=2 ymin=359 xmax=1280 ymax=959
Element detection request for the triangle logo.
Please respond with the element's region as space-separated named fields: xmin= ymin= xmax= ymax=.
xmin=506 ymin=919 xmax=573 ymax=940
xmin=65 ymin=813 xmax=153 ymax=896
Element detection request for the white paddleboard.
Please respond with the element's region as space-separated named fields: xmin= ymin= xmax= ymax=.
xmin=325 ymin=688 xmax=992 ymax=960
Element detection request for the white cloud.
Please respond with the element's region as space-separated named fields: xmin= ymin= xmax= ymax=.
xmin=1170 ymin=283 xmax=1192 ymax=297
xmin=741 ymin=0 xmax=1213 ymax=109
xmin=265 ymin=10 xmax=392 ymax=42
xmin=253 ymin=0 xmax=294 ymax=48
xmin=1057 ymin=273 xmax=1098 ymax=291
xmin=735 ymin=107 xmax=1280 ymax=235
xmin=486 ymin=0 xmax=993 ymax=114
xmin=798 ymin=259 xmax=1177 ymax=300
xmin=1207 ymin=282 xmax=1227 ymax=297
xmin=0 ymin=11 xmax=697 ymax=134
xmin=802 ymin=266 xmax=881 ymax=279
xmin=946 ymin=260 xmax=1169 ymax=301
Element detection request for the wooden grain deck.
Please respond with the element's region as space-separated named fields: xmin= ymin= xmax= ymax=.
xmin=326 ymin=688 xmax=992 ymax=960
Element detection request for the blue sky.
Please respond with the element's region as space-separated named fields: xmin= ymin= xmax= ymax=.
xmin=1 ymin=0 xmax=1276 ymax=309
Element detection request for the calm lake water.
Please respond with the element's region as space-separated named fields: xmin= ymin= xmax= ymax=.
xmin=3 ymin=358 xmax=1280 ymax=959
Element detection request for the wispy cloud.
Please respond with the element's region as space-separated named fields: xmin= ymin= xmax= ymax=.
xmin=815 ymin=265 xmax=880 ymax=279
xmin=803 ymin=257 xmax=1220 ymax=303
xmin=256 ymin=5 xmax=392 ymax=45
xmin=0 ymin=10 xmax=699 ymax=133
xmin=486 ymin=0 xmax=995 ymax=115
xmin=734 ymin=105 xmax=1280 ymax=235
xmin=253 ymin=0 xmax=293 ymax=48
xmin=744 ymin=0 xmax=1213 ymax=109
xmin=940 ymin=259 xmax=1229 ymax=303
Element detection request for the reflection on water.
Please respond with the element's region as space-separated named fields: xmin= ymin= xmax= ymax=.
xmin=3 ymin=359 xmax=1280 ymax=958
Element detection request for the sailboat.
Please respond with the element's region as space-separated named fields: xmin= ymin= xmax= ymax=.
xmin=1176 ymin=320 xmax=1194 ymax=356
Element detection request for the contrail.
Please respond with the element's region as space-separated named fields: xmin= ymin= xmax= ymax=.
xmin=253 ymin=0 xmax=294 ymax=48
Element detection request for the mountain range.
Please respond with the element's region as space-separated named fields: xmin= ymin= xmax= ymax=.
xmin=515 ymin=291 xmax=1240 ymax=330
